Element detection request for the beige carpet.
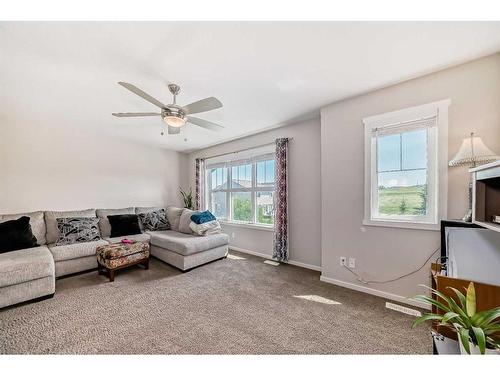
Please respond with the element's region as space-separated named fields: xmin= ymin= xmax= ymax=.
xmin=0 ymin=251 xmax=431 ymax=354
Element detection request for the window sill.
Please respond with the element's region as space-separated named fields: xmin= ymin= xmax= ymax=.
xmin=220 ymin=221 xmax=274 ymax=232
xmin=362 ymin=219 xmax=440 ymax=231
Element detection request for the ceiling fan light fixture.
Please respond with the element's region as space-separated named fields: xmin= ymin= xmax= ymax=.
xmin=114 ymin=82 xmax=224 ymax=133
xmin=164 ymin=115 xmax=186 ymax=128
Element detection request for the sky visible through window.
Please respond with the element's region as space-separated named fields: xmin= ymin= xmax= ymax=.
xmin=257 ymin=160 xmax=275 ymax=186
xmin=377 ymin=129 xmax=428 ymax=216
xmin=377 ymin=129 xmax=427 ymax=188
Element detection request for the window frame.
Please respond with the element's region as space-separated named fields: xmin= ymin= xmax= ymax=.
xmin=363 ymin=100 xmax=450 ymax=231
xmin=205 ymin=153 xmax=276 ymax=227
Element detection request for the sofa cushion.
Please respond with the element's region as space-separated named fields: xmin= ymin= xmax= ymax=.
xmin=149 ymin=230 xmax=229 ymax=256
xmin=104 ymin=233 xmax=151 ymax=244
xmin=166 ymin=207 xmax=183 ymax=231
xmin=45 ymin=209 xmax=96 ymax=244
xmin=0 ymin=246 xmax=54 ymax=288
xmin=178 ymin=209 xmax=198 ymax=234
xmin=1 ymin=211 xmax=46 ymax=245
xmin=96 ymin=208 xmax=135 ymax=238
xmin=56 ymin=217 xmax=101 ymax=245
xmin=0 ymin=216 xmax=39 ymax=253
xmin=48 ymin=239 xmax=109 ymax=262
xmin=138 ymin=209 xmax=169 ymax=231
xmin=135 ymin=207 xmax=164 ymax=214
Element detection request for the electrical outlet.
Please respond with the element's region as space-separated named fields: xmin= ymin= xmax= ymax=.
xmin=231 ymin=232 xmax=235 ymax=239
xmin=348 ymin=257 xmax=356 ymax=268
xmin=340 ymin=257 xmax=347 ymax=266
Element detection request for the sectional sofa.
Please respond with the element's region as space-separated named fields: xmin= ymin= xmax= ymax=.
xmin=0 ymin=206 xmax=229 ymax=309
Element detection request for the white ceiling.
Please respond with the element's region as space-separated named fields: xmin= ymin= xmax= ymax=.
xmin=2 ymin=22 xmax=500 ymax=153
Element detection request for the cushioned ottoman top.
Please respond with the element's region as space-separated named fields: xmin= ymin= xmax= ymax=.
xmin=96 ymin=241 xmax=149 ymax=260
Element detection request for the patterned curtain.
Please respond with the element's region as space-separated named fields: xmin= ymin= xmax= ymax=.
xmin=273 ymin=138 xmax=289 ymax=262
xmin=195 ymin=158 xmax=205 ymax=210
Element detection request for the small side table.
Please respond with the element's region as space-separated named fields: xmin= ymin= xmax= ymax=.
xmin=96 ymin=241 xmax=150 ymax=282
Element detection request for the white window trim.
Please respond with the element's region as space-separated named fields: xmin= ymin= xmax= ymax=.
xmin=205 ymin=154 xmax=276 ymax=227
xmin=219 ymin=220 xmax=275 ymax=232
xmin=362 ymin=99 xmax=449 ymax=231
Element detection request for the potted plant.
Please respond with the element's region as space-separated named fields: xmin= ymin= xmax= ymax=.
xmin=412 ymin=282 xmax=500 ymax=354
xmin=180 ymin=187 xmax=194 ymax=210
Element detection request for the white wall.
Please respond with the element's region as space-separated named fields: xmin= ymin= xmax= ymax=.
xmin=186 ymin=118 xmax=322 ymax=269
xmin=320 ymin=53 xmax=500 ymax=303
xmin=0 ymin=118 xmax=187 ymax=213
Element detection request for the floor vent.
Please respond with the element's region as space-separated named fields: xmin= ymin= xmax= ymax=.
xmin=227 ymin=254 xmax=246 ymax=260
xmin=263 ymin=260 xmax=280 ymax=266
xmin=385 ymin=302 xmax=422 ymax=317
xmin=294 ymin=295 xmax=341 ymax=305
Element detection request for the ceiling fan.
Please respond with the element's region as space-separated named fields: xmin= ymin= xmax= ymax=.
xmin=112 ymin=82 xmax=224 ymax=135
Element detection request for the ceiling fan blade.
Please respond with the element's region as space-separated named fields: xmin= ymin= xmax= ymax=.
xmin=112 ymin=112 xmax=161 ymax=117
xmin=118 ymin=82 xmax=167 ymax=109
xmin=168 ymin=126 xmax=181 ymax=135
xmin=183 ymin=97 xmax=222 ymax=115
xmin=187 ymin=116 xmax=225 ymax=131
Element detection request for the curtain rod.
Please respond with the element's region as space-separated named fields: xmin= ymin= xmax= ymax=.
xmin=203 ymin=137 xmax=293 ymax=161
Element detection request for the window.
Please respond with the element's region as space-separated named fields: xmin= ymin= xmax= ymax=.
xmin=363 ymin=100 xmax=449 ymax=230
xmin=205 ymin=147 xmax=275 ymax=227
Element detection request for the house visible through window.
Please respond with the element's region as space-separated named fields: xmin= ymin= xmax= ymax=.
xmin=363 ymin=100 xmax=449 ymax=230
xmin=205 ymin=146 xmax=275 ymax=226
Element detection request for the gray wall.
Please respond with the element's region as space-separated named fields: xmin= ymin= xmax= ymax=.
xmin=0 ymin=120 xmax=187 ymax=213
xmin=186 ymin=118 xmax=322 ymax=269
xmin=320 ymin=53 xmax=500 ymax=301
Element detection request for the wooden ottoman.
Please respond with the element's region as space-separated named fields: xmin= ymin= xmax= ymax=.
xmin=96 ymin=241 xmax=150 ymax=282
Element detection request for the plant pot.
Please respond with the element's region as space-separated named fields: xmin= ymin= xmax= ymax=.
xmin=456 ymin=330 xmax=499 ymax=355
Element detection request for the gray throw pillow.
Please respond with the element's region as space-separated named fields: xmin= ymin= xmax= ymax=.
xmin=56 ymin=217 xmax=101 ymax=246
xmin=179 ymin=209 xmax=198 ymax=234
xmin=138 ymin=209 xmax=169 ymax=231
xmin=166 ymin=207 xmax=183 ymax=231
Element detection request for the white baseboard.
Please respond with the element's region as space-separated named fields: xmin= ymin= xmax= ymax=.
xmin=319 ymin=275 xmax=430 ymax=310
xmin=229 ymin=246 xmax=322 ymax=272
xmin=229 ymin=246 xmax=272 ymax=260
xmin=287 ymin=260 xmax=322 ymax=272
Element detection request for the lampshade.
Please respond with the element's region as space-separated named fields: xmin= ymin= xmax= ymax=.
xmin=164 ymin=115 xmax=186 ymax=128
xmin=449 ymin=133 xmax=499 ymax=167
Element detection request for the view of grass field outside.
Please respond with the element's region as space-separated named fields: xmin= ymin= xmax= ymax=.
xmin=377 ymin=129 xmax=428 ymax=216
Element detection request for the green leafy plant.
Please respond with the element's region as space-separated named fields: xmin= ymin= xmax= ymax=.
xmin=412 ymin=282 xmax=500 ymax=354
xmin=180 ymin=187 xmax=194 ymax=210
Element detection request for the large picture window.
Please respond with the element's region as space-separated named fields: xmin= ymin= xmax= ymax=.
xmin=363 ymin=100 xmax=449 ymax=230
xmin=205 ymin=150 xmax=275 ymax=226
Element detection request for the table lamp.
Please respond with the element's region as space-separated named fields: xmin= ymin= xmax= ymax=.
xmin=449 ymin=132 xmax=499 ymax=221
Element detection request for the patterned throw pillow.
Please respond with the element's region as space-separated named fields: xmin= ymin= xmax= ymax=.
xmin=56 ymin=217 xmax=101 ymax=246
xmin=138 ymin=209 xmax=169 ymax=231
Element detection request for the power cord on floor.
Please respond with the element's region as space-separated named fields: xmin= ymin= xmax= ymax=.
xmin=342 ymin=247 xmax=440 ymax=285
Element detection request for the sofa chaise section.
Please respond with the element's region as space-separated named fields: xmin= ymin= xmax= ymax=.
xmin=0 ymin=246 xmax=55 ymax=308
xmin=149 ymin=230 xmax=229 ymax=271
